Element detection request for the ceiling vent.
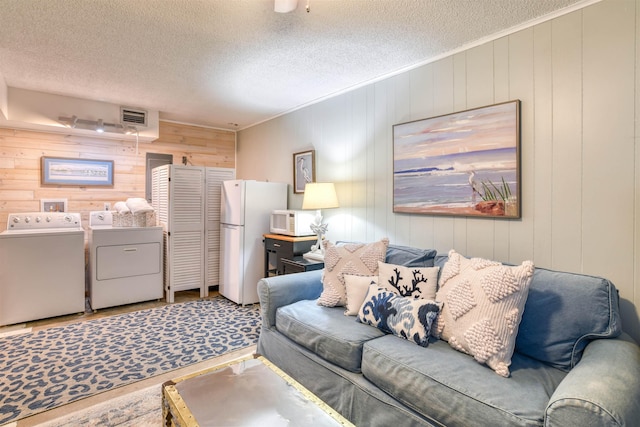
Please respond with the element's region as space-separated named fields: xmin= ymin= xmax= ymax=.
xmin=120 ymin=107 xmax=148 ymax=127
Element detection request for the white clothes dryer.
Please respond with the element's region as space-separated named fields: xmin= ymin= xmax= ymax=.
xmin=88 ymin=211 xmax=163 ymax=310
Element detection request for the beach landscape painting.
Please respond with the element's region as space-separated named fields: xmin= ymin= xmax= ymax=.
xmin=393 ymin=100 xmax=520 ymax=218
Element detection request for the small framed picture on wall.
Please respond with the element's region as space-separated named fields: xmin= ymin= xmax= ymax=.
xmin=293 ymin=150 xmax=315 ymax=193
xmin=41 ymin=198 xmax=68 ymax=213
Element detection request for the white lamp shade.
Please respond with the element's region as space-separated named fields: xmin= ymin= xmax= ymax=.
xmin=302 ymin=183 xmax=339 ymax=210
xmin=274 ymin=0 xmax=298 ymax=13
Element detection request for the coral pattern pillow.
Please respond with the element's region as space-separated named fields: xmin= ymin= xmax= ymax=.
xmin=318 ymin=238 xmax=389 ymax=307
xmin=378 ymin=261 xmax=439 ymax=300
xmin=358 ymin=285 xmax=442 ymax=347
xmin=434 ymin=250 xmax=534 ymax=377
xmin=344 ymin=275 xmax=378 ymax=316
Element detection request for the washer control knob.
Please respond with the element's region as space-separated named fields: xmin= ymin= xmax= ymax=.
xmin=12 ymin=217 xmax=20 ymax=224
xmin=35 ymin=216 xmax=42 ymax=223
xmin=24 ymin=216 xmax=31 ymax=223
xmin=46 ymin=216 xmax=52 ymax=222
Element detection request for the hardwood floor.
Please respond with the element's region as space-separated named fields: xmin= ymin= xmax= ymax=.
xmin=0 ymin=288 xmax=216 ymax=335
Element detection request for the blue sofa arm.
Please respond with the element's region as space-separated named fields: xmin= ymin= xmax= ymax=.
xmin=545 ymin=333 xmax=640 ymax=426
xmin=257 ymin=270 xmax=324 ymax=329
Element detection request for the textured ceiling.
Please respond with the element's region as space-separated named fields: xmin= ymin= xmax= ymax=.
xmin=0 ymin=0 xmax=590 ymax=130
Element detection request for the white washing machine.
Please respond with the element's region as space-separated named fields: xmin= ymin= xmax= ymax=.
xmin=0 ymin=212 xmax=85 ymax=326
xmin=88 ymin=211 xmax=163 ymax=310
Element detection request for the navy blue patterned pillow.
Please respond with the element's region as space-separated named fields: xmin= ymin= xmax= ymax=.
xmin=357 ymin=285 xmax=442 ymax=347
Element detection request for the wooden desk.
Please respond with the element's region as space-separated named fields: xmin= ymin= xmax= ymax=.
xmin=263 ymin=234 xmax=317 ymax=277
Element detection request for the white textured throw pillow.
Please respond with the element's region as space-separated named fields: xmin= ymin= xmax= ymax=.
xmin=434 ymin=249 xmax=534 ymax=377
xmin=377 ymin=261 xmax=439 ymax=300
xmin=344 ymin=275 xmax=378 ymax=316
xmin=318 ymin=238 xmax=389 ymax=307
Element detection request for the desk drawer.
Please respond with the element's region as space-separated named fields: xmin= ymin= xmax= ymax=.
xmin=265 ymin=238 xmax=293 ymax=254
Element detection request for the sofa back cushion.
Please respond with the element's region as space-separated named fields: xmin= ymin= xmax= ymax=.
xmin=515 ymin=267 xmax=622 ymax=371
xmin=385 ymin=244 xmax=437 ymax=267
xmin=436 ymin=254 xmax=623 ymax=371
xmin=339 ymin=242 xmax=437 ymax=267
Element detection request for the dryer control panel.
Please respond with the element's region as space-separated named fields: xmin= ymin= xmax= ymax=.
xmin=89 ymin=210 xmax=113 ymax=227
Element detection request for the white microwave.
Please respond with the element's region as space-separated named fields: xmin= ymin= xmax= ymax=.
xmin=270 ymin=210 xmax=316 ymax=236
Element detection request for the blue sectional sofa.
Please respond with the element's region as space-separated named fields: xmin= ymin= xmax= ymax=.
xmin=257 ymin=247 xmax=640 ymax=427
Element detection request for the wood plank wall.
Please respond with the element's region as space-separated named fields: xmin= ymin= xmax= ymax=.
xmin=0 ymin=121 xmax=235 ymax=232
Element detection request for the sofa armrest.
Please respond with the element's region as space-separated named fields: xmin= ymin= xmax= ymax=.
xmin=545 ymin=333 xmax=640 ymax=426
xmin=257 ymin=270 xmax=324 ymax=329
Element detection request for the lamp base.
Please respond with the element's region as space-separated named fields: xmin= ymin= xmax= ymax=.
xmin=303 ymin=251 xmax=325 ymax=262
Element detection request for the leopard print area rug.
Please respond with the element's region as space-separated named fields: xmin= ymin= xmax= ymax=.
xmin=0 ymin=297 xmax=261 ymax=424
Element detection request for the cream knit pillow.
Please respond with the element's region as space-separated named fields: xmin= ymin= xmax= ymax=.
xmin=318 ymin=238 xmax=389 ymax=307
xmin=434 ymin=250 xmax=534 ymax=377
xmin=344 ymin=275 xmax=378 ymax=316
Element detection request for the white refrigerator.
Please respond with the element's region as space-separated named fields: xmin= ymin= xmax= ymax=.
xmin=220 ymin=180 xmax=287 ymax=304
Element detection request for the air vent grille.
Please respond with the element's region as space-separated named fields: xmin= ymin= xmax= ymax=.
xmin=120 ymin=107 xmax=148 ymax=127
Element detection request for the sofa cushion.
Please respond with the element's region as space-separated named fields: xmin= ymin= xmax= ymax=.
xmin=378 ymin=261 xmax=439 ymax=299
xmin=338 ymin=242 xmax=437 ymax=267
xmin=362 ymin=335 xmax=567 ymax=427
xmin=276 ymin=299 xmax=385 ymax=372
xmin=357 ymin=285 xmax=441 ymax=347
xmin=434 ymin=250 xmax=534 ymax=377
xmin=515 ymin=267 xmax=622 ymax=371
xmin=385 ymin=244 xmax=437 ymax=267
xmin=318 ymin=238 xmax=389 ymax=307
xmin=344 ymin=275 xmax=378 ymax=316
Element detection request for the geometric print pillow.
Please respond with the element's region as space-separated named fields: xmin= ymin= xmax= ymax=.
xmin=377 ymin=261 xmax=439 ymax=300
xmin=434 ymin=250 xmax=534 ymax=377
xmin=358 ymin=285 xmax=442 ymax=347
xmin=318 ymin=238 xmax=389 ymax=307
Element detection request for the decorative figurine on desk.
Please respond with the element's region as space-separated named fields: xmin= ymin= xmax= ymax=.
xmin=302 ymin=182 xmax=339 ymax=261
xmin=308 ymin=217 xmax=328 ymax=253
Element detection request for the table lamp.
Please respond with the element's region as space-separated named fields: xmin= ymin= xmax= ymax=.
xmin=302 ymin=182 xmax=339 ymax=261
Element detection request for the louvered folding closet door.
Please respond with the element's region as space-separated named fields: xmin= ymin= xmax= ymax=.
xmin=204 ymin=167 xmax=236 ymax=290
xmin=152 ymin=165 xmax=170 ymax=226
xmin=151 ymin=165 xmax=170 ymax=299
xmin=166 ymin=165 xmax=205 ymax=303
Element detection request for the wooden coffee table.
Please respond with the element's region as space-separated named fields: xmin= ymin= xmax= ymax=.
xmin=163 ymin=355 xmax=354 ymax=426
